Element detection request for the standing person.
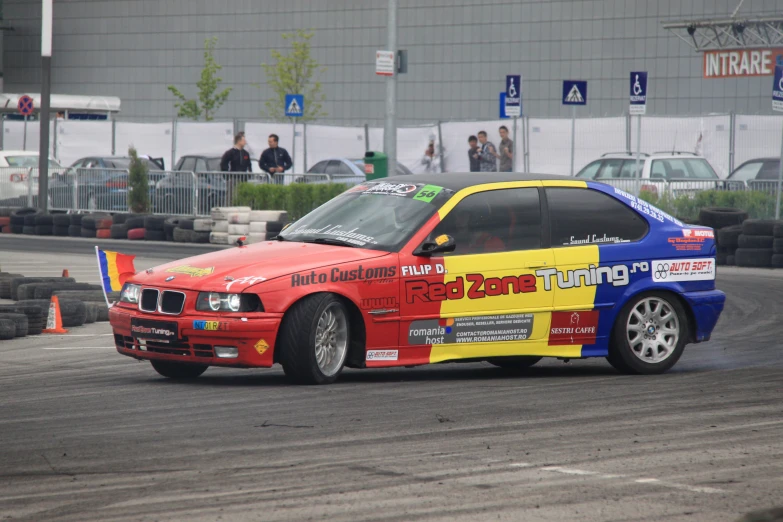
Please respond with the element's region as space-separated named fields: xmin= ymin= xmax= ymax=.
xmin=467 ymin=135 xmax=480 ymax=172
xmin=498 ymin=125 xmax=514 ymax=172
xmin=477 ymin=131 xmax=497 ymax=172
xmin=220 ymin=132 xmax=252 ymax=206
xmin=259 ymin=134 xmax=292 ymax=184
xmin=421 ymin=138 xmax=441 ymax=173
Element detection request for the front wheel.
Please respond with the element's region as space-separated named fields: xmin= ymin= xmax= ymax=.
xmin=607 ymin=292 xmax=688 ymax=375
xmin=150 ymin=360 xmax=208 ymax=380
xmin=279 ymin=294 xmax=350 ymax=385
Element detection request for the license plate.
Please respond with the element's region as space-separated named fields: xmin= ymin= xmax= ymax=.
xmin=130 ymin=318 xmax=178 ymax=342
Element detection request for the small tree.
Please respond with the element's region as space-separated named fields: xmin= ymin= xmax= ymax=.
xmin=167 ymin=37 xmax=232 ymax=121
xmin=260 ymin=30 xmax=327 ymax=121
xmin=127 ymin=147 xmax=149 ymax=214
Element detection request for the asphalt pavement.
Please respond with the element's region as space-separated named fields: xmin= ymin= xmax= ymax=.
xmin=0 ymin=240 xmax=781 ymax=522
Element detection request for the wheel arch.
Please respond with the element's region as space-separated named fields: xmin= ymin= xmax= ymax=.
xmin=610 ymin=287 xmax=697 ymax=345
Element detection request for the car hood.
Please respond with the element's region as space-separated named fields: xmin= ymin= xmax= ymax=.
xmin=130 ymin=241 xmax=392 ymax=292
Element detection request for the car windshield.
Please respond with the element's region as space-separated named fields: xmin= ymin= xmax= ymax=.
xmin=652 ymin=158 xmax=717 ymax=180
xmin=729 ymin=161 xmax=763 ymax=181
xmin=106 ymin=158 xmax=163 ymax=171
xmin=278 ymin=181 xmax=454 ymax=251
xmin=5 ymin=155 xmax=61 ymax=168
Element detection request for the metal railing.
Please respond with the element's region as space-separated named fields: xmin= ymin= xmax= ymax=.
xmin=249 ymin=172 xmax=366 ymax=186
xmin=592 ymin=177 xmax=750 ymax=199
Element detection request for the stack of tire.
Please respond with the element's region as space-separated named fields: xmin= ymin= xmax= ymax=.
xmin=81 ymin=214 xmax=113 ymax=238
xmin=53 ymin=214 xmax=72 ymax=236
xmin=169 ymin=217 xmax=209 ymax=243
xmin=209 ymin=207 xmax=288 ymax=246
xmin=68 ymin=214 xmax=84 ymax=237
xmin=697 ymin=207 xmax=749 ymax=266
xmin=0 ymin=274 xmax=46 ymax=339
xmin=124 ymin=214 xmax=148 ymax=240
xmin=734 ymin=219 xmax=780 ymax=268
xmin=0 ymin=208 xmax=12 ymax=233
xmin=2 ymin=276 xmax=110 ymax=327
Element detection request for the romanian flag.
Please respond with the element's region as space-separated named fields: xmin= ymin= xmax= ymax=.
xmin=95 ymin=247 xmax=136 ymax=292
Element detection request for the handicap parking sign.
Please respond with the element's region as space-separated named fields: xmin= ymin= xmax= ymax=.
xmin=773 ymin=64 xmax=783 ymax=113
xmin=629 ymin=71 xmax=647 ymax=115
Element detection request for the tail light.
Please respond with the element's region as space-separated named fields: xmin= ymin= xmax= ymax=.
xmin=9 ymin=173 xmax=27 ymax=183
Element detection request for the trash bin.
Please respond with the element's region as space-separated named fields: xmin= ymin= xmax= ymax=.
xmin=363 ymin=151 xmax=388 ymax=180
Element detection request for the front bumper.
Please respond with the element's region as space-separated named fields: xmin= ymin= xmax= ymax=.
xmin=682 ymin=289 xmax=726 ymax=343
xmin=109 ymin=305 xmax=283 ymax=368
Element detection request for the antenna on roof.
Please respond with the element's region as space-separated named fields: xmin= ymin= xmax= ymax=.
xmin=671 ymin=130 xmax=678 ymax=154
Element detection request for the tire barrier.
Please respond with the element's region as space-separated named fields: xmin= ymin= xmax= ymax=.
xmin=733 ymin=219 xmax=781 ymax=268
xmin=209 ymin=207 xmax=288 ymax=246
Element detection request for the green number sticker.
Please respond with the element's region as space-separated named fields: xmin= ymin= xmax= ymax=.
xmin=413 ymin=184 xmax=444 ymax=203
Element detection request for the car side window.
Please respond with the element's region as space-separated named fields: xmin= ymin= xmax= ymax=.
xmin=576 ymin=160 xmax=601 ymax=179
xmin=619 ymin=160 xmax=641 ymax=178
xmin=325 ymin=161 xmax=341 ymax=175
xmin=180 ymin=157 xmax=196 ymax=172
xmin=195 ymin=159 xmax=208 ymax=172
xmin=309 ymin=161 xmax=328 ymax=173
xmin=729 ymin=161 xmax=763 ymax=181
xmin=758 ymin=160 xmax=782 ymax=180
xmin=337 ymin=161 xmax=354 ymax=176
xmin=546 ymin=188 xmax=648 ymax=247
xmin=650 ymin=160 xmax=667 ymax=179
xmin=429 ymin=188 xmax=541 ymax=256
xmin=596 ymin=159 xmax=624 ymax=179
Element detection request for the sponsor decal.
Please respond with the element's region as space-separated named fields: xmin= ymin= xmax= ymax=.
xmin=434 ymin=234 xmax=449 ymax=246
xmin=405 ymin=274 xmax=537 ymax=304
xmin=612 ymin=187 xmax=683 ymax=226
xmin=565 ymin=233 xmax=630 ymax=246
xmin=254 ymin=339 xmax=269 ymax=356
xmin=284 ymin=224 xmax=377 ymax=247
xmin=652 ymin=258 xmax=715 ymax=282
xmin=413 ymin=184 xmax=444 ymax=203
xmin=225 ymin=275 xmax=266 ymax=291
xmin=166 ymin=265 xmax=215 ymax=278
xmin=362 ymin=182 xmax=419 ymax=197
xmin=408 ymin=314 xmax=534 ymax=345
xmin=367 ymin=349 xmax=399 ymax=361
xmin=360 ymin=296 xmax=398 ymax=310
xmin=548 ymin=311 xmax=599 ymax=345
xmin=130 ymin=318 xmax=178 ymax=341
xmin=668 ymin=231 xmax=711 ymax=251
xmin=682 ymin=228 xmax=714 ymax=238
xmin=535 ymin=262 xmax=649 ymax=291
xmin=401 ymin=263 xmax=447 ymax=277
xmin=193 ymin=320 xmax=229 ymax=331
xmin=292 ymin=265 xmax=397 ymax=287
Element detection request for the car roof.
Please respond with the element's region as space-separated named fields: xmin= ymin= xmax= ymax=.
xmin=736 ymin=157 xmax=779 ymax=164
xmin=600 ymin=152 xmax=706 ymax=160
xmin=383 ymin=172 xmax=569 ymax=191
xmin=0 ymin=150 xmax=41 ymax=155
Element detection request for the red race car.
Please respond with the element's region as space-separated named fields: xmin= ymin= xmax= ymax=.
xmin=110 ymin=173 xmax=724 ymax=384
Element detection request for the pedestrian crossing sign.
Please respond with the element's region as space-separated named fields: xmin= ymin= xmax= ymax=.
xmin=562 ymin=80 xmax=587 ymax=106
xmin=285 ymin=94 xmax=304 ymax=117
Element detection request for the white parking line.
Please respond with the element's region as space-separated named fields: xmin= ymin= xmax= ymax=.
xmin=42 ymin=346 xmax=115 ymax=350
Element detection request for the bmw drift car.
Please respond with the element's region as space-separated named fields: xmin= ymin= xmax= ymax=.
xmin=109 ymin=173 xmax=725 ymax=384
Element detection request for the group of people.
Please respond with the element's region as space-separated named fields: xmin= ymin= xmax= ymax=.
xmin=220 ymin=132 xmax=293 ymax=180
xmin=468 ymin=126 xmax=514 ymax=172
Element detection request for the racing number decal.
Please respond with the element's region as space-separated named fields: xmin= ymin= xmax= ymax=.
xmin=413 ymin=185 xmax=444 ymax=203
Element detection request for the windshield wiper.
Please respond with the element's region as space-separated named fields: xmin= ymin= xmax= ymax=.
xmin=306 ymin=237 xmax=358 ymax=248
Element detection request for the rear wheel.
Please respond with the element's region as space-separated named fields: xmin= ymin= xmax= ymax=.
xmin=607 ymin=292 xmax=688 ymax=375
xmin=150 ymin=360 xmax=208 ymax=380
xmin=488 ymin=356 xmax=541 ymax=369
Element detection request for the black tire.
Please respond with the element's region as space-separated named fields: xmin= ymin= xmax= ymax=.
xmin=84 ymin=303 xmax=98 ymax=324
xmin=774 ymin=238 xmax=783 ymax=255
xmin=716 ymin=252 xmax=728 ymax=265
xmin=774 ymin=223 xmax=783 ymax=239
xmin=172 ymin=227 xmax=193 ymax=243
xmin=95 ymin=303 xmax=110 ymax=322
xmin=487 ymin=356 xmax=542 ymax=369
xmin=80 ymin=227 xmax=97 ymax=238
xmin=0 ymin=318 xmax=15 ymax=340
xmin=771 ymin=254 xmax=783 ymax=268
xmin=144 ymin=215 xmax=166 ymax=231
xmin=607 ymin=292 xmax=689 ymax=375
xmin=265 ymin=221 xmax=286 ymax=234
xmin=735 ymin=248 xmax=773 ymax=268
xmin=10 ymin=225 xmax=23 ymax=234
xmin=23 ymin=214 xmax=38 ymax=226
xmin=59 ymin=299 xmax=87 ymax=327
xmin=52 ymin=289 xmax=107 ymax=302
xmin=717 ymin=224 xmax=743 ymax=249
xmin=150 ymin=360 xmax=208 ymax=380
xmin=68 ymin=225 xmax=82 ymax=237
xmin=22 ymin=226 xmax=36 ymax=235
xmin=144 ymin=229 xmax=166 ymax=241
xmin=0 ymin=274 xmax=23 ymax=299
xmin=0 ymin=313 xmax=28 ymax=337
xmin=698 ymin=207 xmax=748 ymax=230
xmin=112 ymin=213 xmax=131 ymax=224
xmin=742 ymin=219 xmax=777 ymax=237
xmin=32 ymin=283 xmax=101 ymax=300
xmin=0 ymin=304 xmax=43 ymax=333
xmin=726 ymin=255 xmax=735 ymax=266
xmin=69 ymin=214 xmax=84 ymax=226
xmin=81 ymin=215 xmax=97 ymax=230
xmin=178 ymin=218 xmax=194 ymax=230
xmin=34 ymin=225 xmax=53 ymax=236
xmin=191 ymin=230 xmax=210 ymax=244
xmin=125 ymin=215 xmax=146 ymax=230
xmin=110 ymin=223 xmax=128 ymax=239
xmin=10 ymin=277 xmax=75 ymax=300
xmin=279 ymin=293 xmax=350 ymax=385
xmin=53 ymin=226 xmax=70 ymax=236
xmin=10 ymin=207 xmax=40 ymax=226
xmin=164 ymin=217 xmax=180 ymax=241
xmin=34 ymin=214 xmax=53 ymax=226
xmin=52 ymin=214 xmax=71 ymax=227
xmin=738 ymin=234 xmax=773 ymax=249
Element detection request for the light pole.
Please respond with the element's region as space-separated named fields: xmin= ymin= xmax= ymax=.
xmin=383 ymin=0 xmax=398 ymax=175
xmin=37 ymin=0 xmax=52 ymax=212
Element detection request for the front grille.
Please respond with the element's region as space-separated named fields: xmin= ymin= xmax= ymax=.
xmin=140 ymin=289 xmax=159 ymax=312
xmin=160 ymin=291 xmax=186 ymax=315
xmin=115 ymin=335 xmax=214 ymax=358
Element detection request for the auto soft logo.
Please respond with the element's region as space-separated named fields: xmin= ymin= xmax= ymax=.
xmin=652 ymin=258 xmax=715 ymax=282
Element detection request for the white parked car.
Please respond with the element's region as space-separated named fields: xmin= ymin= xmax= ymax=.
xmin=0 ymin=150 xmax=63 ymax=201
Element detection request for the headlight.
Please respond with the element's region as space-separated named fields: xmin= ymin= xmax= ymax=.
xmin=196 ymin=292 xmax=262 ymax=312
xmin=120 ymin=283 xmax=141 ymax=304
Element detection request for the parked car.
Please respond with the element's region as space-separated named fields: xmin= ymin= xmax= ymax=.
xmin=153 ymin=156 xmax=228 ymax=214
xmin=576 ymin=152 xmax=720 ymax=196
xmin=110 ymin=173 xmax=724 ymax=384
xmin=726 ymin=157 xmax=781 ymax=188
xmin=49 ymin=156 xmax=165 ymax=210
xmin=306 ymin=158 xmax=413 ymax=179
xmin=0 ymin=151 xmax=62 ymax=204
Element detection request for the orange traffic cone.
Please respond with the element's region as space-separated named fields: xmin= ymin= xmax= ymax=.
xmin=42 ymin=296 xmax=68 ymax=334
xmin=62 ymin=269 xmax=69 ymax=277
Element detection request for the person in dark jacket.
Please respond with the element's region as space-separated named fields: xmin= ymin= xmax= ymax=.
xmin=220 ymin=132 xmax=252 ymax=172
xmin=259 ymin=134 xmax=292 ymax=183
xmin=467 ymin=135 xmax=480 ymax=172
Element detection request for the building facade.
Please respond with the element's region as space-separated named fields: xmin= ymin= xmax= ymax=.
xmin=2 ymin=0 xmax=781 ymax=123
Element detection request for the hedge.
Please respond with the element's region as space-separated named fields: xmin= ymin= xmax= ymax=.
xmin=233 ymin=182 xmax=349 ymax=220
xmin=638 ymin=189 xmax=777 ymax=221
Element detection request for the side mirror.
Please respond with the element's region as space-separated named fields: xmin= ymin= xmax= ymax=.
xmin=414 ymin=234 xmax=456 ymax=257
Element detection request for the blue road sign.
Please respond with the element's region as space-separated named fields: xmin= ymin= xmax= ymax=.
xmin=630 ymin=71 xmax=648 ymax=114
xmin=285 ymin=94 xmax=304 ymax=117
xmin=773 ymin=64 xmax=783 ymax=113
xmin=562 ymin=80 xmax=587 ymax=106
xmin=505 ymin=75 xmax=521 ymax=117
xmin=499 ymin=92 xmax=509 ymax=119
xmin=17 ymin=95 xmax=34 ymax=116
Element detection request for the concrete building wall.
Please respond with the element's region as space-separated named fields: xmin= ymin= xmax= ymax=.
xmin=2 ymin=0 xmax=781 ymax=123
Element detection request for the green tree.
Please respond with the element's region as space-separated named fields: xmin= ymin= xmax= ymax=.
xmin=167 ymin=37 xmax=232 ymax=121
xmin=260 ymin=29 xmax=327 ymax=122
xmin=127 ymin=146 xmax=150 ymax=213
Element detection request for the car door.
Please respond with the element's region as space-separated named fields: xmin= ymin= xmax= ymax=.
xmin=543 ymin=183 xmax=650 ymax=355
xmin=398 ymin=183 xmax=555 ymax=364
